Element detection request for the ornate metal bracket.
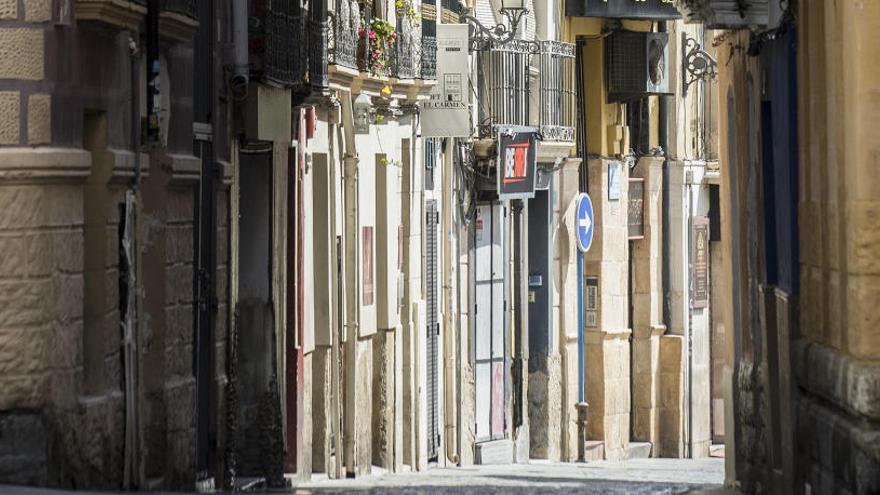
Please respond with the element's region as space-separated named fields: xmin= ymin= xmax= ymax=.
xmin=682 ymin=32 xmax=717 ymax=97
xmin=459 ymin=6 xmax=528 ymax=50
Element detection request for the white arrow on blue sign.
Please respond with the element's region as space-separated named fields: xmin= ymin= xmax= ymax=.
xmin=575 ymin=192 xmax=594 ymax=253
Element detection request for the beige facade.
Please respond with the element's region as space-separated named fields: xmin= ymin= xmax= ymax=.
xmin=0 ymin=0 xmax=231 ymax=489
xmin=707 ymin=0 xmax=880 ymax=492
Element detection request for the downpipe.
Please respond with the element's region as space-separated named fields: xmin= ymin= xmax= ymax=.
xmin=231 ymin=0 xmax=249 ymax=99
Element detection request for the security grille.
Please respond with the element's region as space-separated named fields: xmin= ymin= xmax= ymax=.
xmin=425 ymin=200 xmax=440 ymax=460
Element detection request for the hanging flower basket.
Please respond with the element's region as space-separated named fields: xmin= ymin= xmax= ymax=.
xmin=358 ymin=18 xmax=397 ymax=77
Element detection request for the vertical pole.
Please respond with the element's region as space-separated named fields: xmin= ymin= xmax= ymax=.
xmin=576 ymin=248 xmax=588 ymax=461
xmin=146 ymin=0 xmax=159 ymax=144
xmin=577 ymin=249 xmax=584 ymax=403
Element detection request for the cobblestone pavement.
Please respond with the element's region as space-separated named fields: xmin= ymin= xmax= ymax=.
xmin=289 ymin=458 xmax=726 ymax=495
xmin=0 ymin=458 xmax=726 ymax=495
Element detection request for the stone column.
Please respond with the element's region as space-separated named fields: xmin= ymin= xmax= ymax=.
xmin=552 ymin=158 xmax=581 ymax=462
xmin=584 ymin=157 xmax=630 ymax=461
xmin=630 ymin=156 xmax=664 ymax=454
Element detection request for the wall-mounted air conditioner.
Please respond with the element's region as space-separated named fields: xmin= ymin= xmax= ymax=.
xmin=606 ymin=31 xmax=673 ymax=102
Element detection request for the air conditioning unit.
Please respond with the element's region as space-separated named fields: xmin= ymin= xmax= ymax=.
xmin=606 ymin=31 xmax=672 ymax=102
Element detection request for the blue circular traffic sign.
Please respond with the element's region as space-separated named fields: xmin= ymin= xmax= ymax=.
xmin=575 ymin=193 xmax=594 ymax=253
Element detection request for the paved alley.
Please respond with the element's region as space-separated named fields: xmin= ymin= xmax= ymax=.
xmin=0 ymin=458 xmax=725 ymax=495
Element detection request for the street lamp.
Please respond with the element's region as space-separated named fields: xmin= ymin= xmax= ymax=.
xmin=459 ymin=0 xmax=528 ymax=49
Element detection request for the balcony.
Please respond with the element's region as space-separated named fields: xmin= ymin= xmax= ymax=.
xmin=329 ymin=0 xmax=436 ymax=81
xmin=474 ymin=39 xmax=575 ymax=144
xmin=160 ymin=0 xmax=194 ymax=17
xmin=249 ymin=0 xmax=309 ymax=88
xmin=538 ymin=41 xmax=575 ymax=143
xmin=74 ymin=0 xmax=197 ymax=40
xmin=475 ymin=39 xmax=538 ymax=139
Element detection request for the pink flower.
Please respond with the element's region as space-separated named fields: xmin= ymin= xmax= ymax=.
xmin=358 ymin=27 xmax=365 ymax=37
xmin=391 ymin=32 xmax=397 ymax=40
xmin=369 ymin=31 xmax=376 ymax=39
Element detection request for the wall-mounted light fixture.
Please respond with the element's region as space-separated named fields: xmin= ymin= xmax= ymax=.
xmin=458 ymin=0 xmax=528 ymax=50
xmin=682 ymin=32 xmax=717 ymax=97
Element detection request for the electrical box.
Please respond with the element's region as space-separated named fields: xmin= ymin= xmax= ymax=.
xmin=606 ymin=31 xmax=672 ymax=102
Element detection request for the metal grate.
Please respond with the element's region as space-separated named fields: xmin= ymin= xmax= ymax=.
xmin=425 ymin=200 xmax=439 ymax=461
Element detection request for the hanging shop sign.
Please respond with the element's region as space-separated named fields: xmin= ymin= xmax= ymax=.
xmin=421 ymin=24 xmax=471 ymax=138
xmin=566 ymin=0 xmax=681 ymax=20
xmin=497 ymin=128 xmax=538 ymax=200
xmin=628 ymin=178 xmax=645 ymax=239
xmin=692 ymin=216 xmax=710 ymax=309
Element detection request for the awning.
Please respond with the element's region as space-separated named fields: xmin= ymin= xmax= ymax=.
xmin=566 ymin=0 xmax=681 ymax=20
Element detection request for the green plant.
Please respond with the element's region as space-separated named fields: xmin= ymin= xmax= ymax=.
xmin=359 ymin=18 xmax=397 ymax=76
xmin=395 ymin=0 xmax=420 ymax=28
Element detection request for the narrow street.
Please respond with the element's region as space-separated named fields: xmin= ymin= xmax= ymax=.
xmin=0 ymin=459 xmax=726 ymax=495
xmin=293 ymin=458 xmax=726 ymax=494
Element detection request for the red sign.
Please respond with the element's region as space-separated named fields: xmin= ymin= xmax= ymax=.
xmin=502 ymin=142 xmax=529 ymax=184
xmin=497 ymin=130 xmax=537 ymax=200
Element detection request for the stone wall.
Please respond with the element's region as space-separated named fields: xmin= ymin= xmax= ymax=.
xmin=584 ymin=157 xmax=631 ymax=461
xmin=0 ymin=1 xmax=229 ymax=489
xmin=631 ymin=157 xmax=664 ymax=454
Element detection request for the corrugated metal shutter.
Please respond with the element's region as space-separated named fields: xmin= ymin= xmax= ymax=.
xmin=425 ymin=200 xmax=440 ymax=460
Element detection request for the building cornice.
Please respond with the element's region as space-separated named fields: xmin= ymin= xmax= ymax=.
xmin=0 ymin=148 xmax=92 ymax=183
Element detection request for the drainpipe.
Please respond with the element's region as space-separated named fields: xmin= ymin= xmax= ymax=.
xmin=124 ymin=35 xmax=140 ymax=491
xmin=231 ymin=0 xmax=249 ymax=99
xmin=339 ymin=92 xmax=360 ymax=476
xmin=659 ymin=21 xmax=671 ymax=339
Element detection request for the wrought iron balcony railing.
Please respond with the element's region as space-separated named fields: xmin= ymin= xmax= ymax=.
xmin=475 ymin=39 xmax=575 ymax=141
xmin=161 ymin=0 xmax=195 ymax=18
xmin=476 ymin=39 xmax=538 ymax=138
xmin=538 ymin=41 xmax=575 ymax=142
xmin=247 ymin=0 xmax=309 ymax=87
xmin=329 ymin=0 xmax=436 ymax=80
xmin=328 ymin=0 xmax=362 ymax=71
xmin=391 ymin=13 xmax=419 ymax=79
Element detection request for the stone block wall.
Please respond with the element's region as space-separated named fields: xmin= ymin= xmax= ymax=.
xmin=0 ymin=1 xmax=229 ymax=489
xmin=795 ymin=1 xmax=880 ymax=493
xmin=584 ymin=157 xmax=631 ymax=461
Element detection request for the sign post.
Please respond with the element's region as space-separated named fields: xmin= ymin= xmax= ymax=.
xmin=575 ymin=193 xmax=594 ymax=403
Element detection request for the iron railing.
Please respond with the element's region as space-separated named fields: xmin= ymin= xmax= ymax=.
xmin=420 ymin=1 xmax=437 ymax=79
xmin=266 ymin=0 xmax=308 ymax=86
xmin=329 ymin=0 xmax=435 ymax=80
xmin=161 ymin=0 xmax=196 ymax=18
xmin=476 ymin=39 xmax=538 ymax=138
xmin=391 ymin=13 xmax=419 ymax=79
xmin=538 ymin=41 xmax=575 ymax=142
xmin=329 ymin=0 xmax=363 ymax=71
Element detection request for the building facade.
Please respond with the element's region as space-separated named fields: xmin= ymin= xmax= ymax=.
xmin=684 ymin=0 xmax=880 ymax=493
xmin=0 ymin=0 xmax=739 ymax=491
xmin=0 ymin=0 xmax=230 ymax=489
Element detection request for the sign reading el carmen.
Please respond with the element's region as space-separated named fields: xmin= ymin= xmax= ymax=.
xmin=566 ymin=0 xmax=681 ymax=19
